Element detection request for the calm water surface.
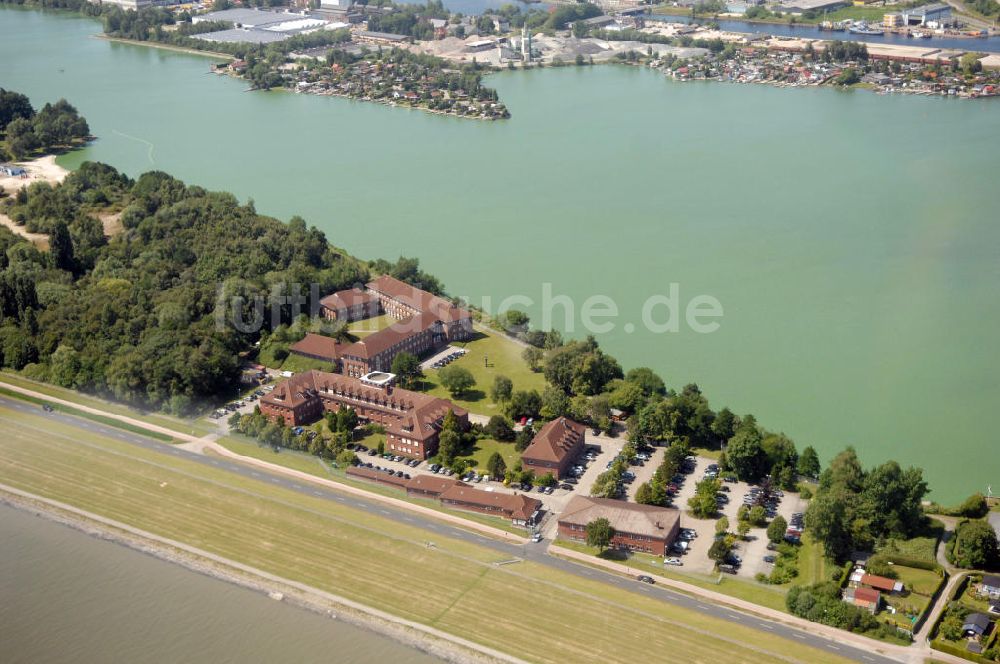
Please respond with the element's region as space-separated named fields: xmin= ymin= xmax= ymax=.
xmin=0 ymin=504 xmax=442 ymax=664
xmin=2 ymin=7 xmax=999 ymax=502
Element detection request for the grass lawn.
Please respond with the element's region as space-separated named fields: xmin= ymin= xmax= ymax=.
xmin=0 ymin=371 xmax=216 ymax=437
xmin=457 ymin=437 xmax=520 ymax=474
xmin=419 ymin=327 xmax=546 ymax=415
xmin=551 ymin=540 xmax=790 ymax=612
xmin=793 ymin=534 xmax=836 ymax=587
xmin=0 ymin=404 xmax=853 ymax=664
xmin=346 ymin=314 xmax=394 ymax=339
xmin=880 ymin=566 xmax=945 ymax=630
xmin=278 ymin=353 xmax=337 ymax=374
xmin=215 ymin=435 xmax=335 ymax=479
xmin=877 ymin=520 xmax=943 ymax=563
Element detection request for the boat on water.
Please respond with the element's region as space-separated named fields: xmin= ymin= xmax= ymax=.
xmin=818 ymin=20 xmax=846 ymax=31
xmin=913 ymin=30 xmax=931 ymax=38
xmin=848 ymin=21 xmax=885 ymax=35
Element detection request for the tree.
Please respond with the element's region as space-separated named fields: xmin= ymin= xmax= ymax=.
xmin=767 ymin=515 xmax=788 ymax=543
xmin=0 ymin=89 xmax=34 ymax=131
xmin=390 ymin=351 xmax=422 ymax=387
xmin=490 ymin=374 xmax=513 ymax=403
xmin=748 ymin=505 xmax=768 ymax=527
xmin=522 ymin=346 xmax=543 ymax=371
xmin=438 ymin=364 xmax=475 ymax=398
xmin=541 ymin=385 xmax=570 ymax=419
xmin=797 ymin=446 xmax=821 ymax=478
xmin=635 ymin=482 xmax=654 ymax=505
xmin=485 ymin=414 xmax=515 ymax=441
xmin=711 ymin=407 xmax=738 ymax=442
xmin=486 ymin=451 xmax=507 ymax=479
xmin=625 ymin=367 xmax=666 ymax=396
xmin=437 ymin=429 xmax=461 ymax=465
xmin=960 ymin=52 xmax=983 ymax=75
xmin=336 ymin=449 xmax=357 ymax=466
xmin=715 ymin=516 xmax=729 ymax=535
xmin=376 ymin=439 xmax=385 ymax=455
xmin=507 ymin=389 xmax=542 ymax=421
xmin=49 ymin=220 xmax=75 ymax=273
xmin=514 ymin=425 xmax=535 ymax=452
xmin=708 ymin=537 xmax=731 ymax=562
xmin=953 ymin=519 xmax=999 ymax=569
xmin=737 ymin=521 xmax=751 ymax=539
xmin=585 ymin=517 xmax=615 ymax=552
xmin=725 ymin=423 xmax=769 ymax=482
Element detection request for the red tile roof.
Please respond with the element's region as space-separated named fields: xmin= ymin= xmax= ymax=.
xmin=289 ymin=333 xmax=342 ymax=362
xmin=852 ymin=587 xmax=881 ymax=605
xmin=523 ymin=418 xmax=586 ymax=464
xmin=261 ymin=370 xmax=466 ymax=443
xmin=367 ymin=275 xmax=471 ymax=324
xmin=341 ymin=313 xmax=439 ymax=360
xmin=406 ymin=475 xmax=465 ymax=496
xmin=861 ymin=574 xmax=899 ymax=592
xmin=320 ymin=288 xmax=377 ymax=311
xmin=438 ymin=485 xmax=541 ymax=522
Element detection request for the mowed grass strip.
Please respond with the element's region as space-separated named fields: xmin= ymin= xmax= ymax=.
xmin=0 ymin=408 xmax=851 ymax=664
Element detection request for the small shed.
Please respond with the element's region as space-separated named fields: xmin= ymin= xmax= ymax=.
xmin=0 ymin=164 xmax=27 ymax=177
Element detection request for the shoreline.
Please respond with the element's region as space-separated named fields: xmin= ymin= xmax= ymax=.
xmin=0 ymin=484 xmax=523 ymax=664
xmin=96 ymin=34 xmax=235 ymax=61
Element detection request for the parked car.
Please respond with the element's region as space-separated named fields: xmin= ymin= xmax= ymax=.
xmin=637 ymin=575 xmax=655 ymax=584
xmin=763 ymin=555 xmax=776 ymax=564
xmin=531 ymin=532 xmax=543 ymax=543
xmin=718 ymin=564 xmax=737 ymax=575
xmin=663 ymin=557 xmax=683 ymax=566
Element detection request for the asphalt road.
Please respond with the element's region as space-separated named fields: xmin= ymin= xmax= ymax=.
xmin=0 ymin=395 xmax=899 ymax=664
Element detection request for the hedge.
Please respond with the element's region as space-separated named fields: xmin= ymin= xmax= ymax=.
xmin=877 ymin=555 xmax=942 ymax=572
xmin=837 ymin=560 xmax=854 ymax=588
xmin=931 ymin=639 xmax=994 ymax=663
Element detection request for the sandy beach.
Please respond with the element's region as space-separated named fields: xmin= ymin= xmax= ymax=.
xmin=0 ymin=485 xmax=524 ymax=664
xmin=0 ymin=155 xmax=72 ymax=249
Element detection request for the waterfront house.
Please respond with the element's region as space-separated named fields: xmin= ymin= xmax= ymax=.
xmin=520 ymin=418 xmax=586 ymax=480
xmin=557 ymin=496 xmax=681 ymax=556
xmin=366 ymin=275 xmax=472 ymax=342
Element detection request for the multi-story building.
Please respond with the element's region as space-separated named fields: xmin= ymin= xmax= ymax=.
xmin=340 ymin=313 xmax=443 ymax=377
xmin=319 ymin=287 xmax=381 ymax=322
xmin=288 ymin=332 xmax=343 ymax=367
xmin=259 ymin=370 xmax=467 ymax=459
xmin=520 ymin=417 xmax=586 ymax=480
xmin=557 ymin=496 xmax=681 ymax=556
xmin=366 ymin=275 xmax=473 ymax=342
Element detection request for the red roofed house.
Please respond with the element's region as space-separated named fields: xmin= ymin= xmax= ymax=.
xmin=289 ymin=333 xmax=343 ymax=366
xmin=405 ymin=475 xmax=466 ymax=499
xmin=438 ymin=485 xmax=541 ymax=526
xmin=843 ymin=586 xmax=881 ymax=614
xmin=520 ymin=417 xmax=586 ymax=480
xmin=259 ymin=370 xmax=467 ymax=459
xmin=320 ymin=287 xmax=381 ymax=322
xmin=850 ymin=569 xmax=904 ymax=595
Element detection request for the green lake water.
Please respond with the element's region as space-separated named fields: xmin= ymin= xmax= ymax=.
xmin=2 ymin=6 xmax=998 ymax=502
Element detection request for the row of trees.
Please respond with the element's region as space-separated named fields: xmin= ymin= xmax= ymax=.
xmin=0 ymin=89 xmax=89 ymax=160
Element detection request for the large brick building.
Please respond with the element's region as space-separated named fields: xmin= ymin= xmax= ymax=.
xmin=557 ymin=496 xmax=681 ymax=556
xmin=259 ymin=370 xmax=467 ymax=459
xmin=438 ymin=485 xmax=542 ymax=526
xmin=319 ymin=287 xmax=381 ymax=322
xmin=288 ymin=333 xmax=343 ymax=366
xmin=520 ymin=417 xmax=586 ymax=480
xmin=366 ymin=275 xmax=473 ymax=342
xmin=340 ymin=313 xmax=443 ymax=378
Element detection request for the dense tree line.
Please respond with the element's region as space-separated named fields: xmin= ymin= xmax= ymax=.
xmin=804 ymin=447 xmax=928 ymax=561
xmin=0 ymin=90 xmax=89 ymax=160
xmin=367 ymin=0 xmax=448 ymax=39
xmin=0 ymin=163 xmax=367 ymax=413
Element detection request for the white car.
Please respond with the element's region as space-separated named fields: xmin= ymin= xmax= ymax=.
xmin=664 ymin=557 xmax=683 ymax=566
xmin=531 ymin=533 xmax=543 ymax=543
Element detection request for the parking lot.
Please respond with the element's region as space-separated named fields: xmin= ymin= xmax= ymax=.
xmin=419 ymin=346 xmax=467 ymax=371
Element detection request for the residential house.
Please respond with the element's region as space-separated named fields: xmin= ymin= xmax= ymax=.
xmin=843 ymin=587 xmax=881 ymax=614
xmin=849 ymin=569 xmax=904 ymax=594
xmin=557 ymin=495 xmax=681 ymax=556
xmin=259 ymin=370 xmax=467 ymax=459
xmin=979 ymin=574 xmax=1000 ymax=600
xmin=962 ymin=612 xmax=992 ymax=639
xmin=438 ymin=485 xmax=541 ymax=525
xmin=520 ymin=417 xmax=586 ymax=480
xmin=289 ymin=333 xmax=343 ymax=366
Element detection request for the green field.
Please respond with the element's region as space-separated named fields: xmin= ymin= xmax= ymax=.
xmin=456 ymin=437 xmax=521 ymax=474
xmin=0 ymin=371 xmax=216 ymax=437
xmin=551 ymin=540 xmax=790 ymax=612
xmin=346 ymin=313 xmax=395 ymax=338
xmin=793 ymin=534 xmax=835 ymax=587
xmin=0 ymin=404 xmax=852 ymax=664
xmin=421 ymin=327 xmax=547 ymax=414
